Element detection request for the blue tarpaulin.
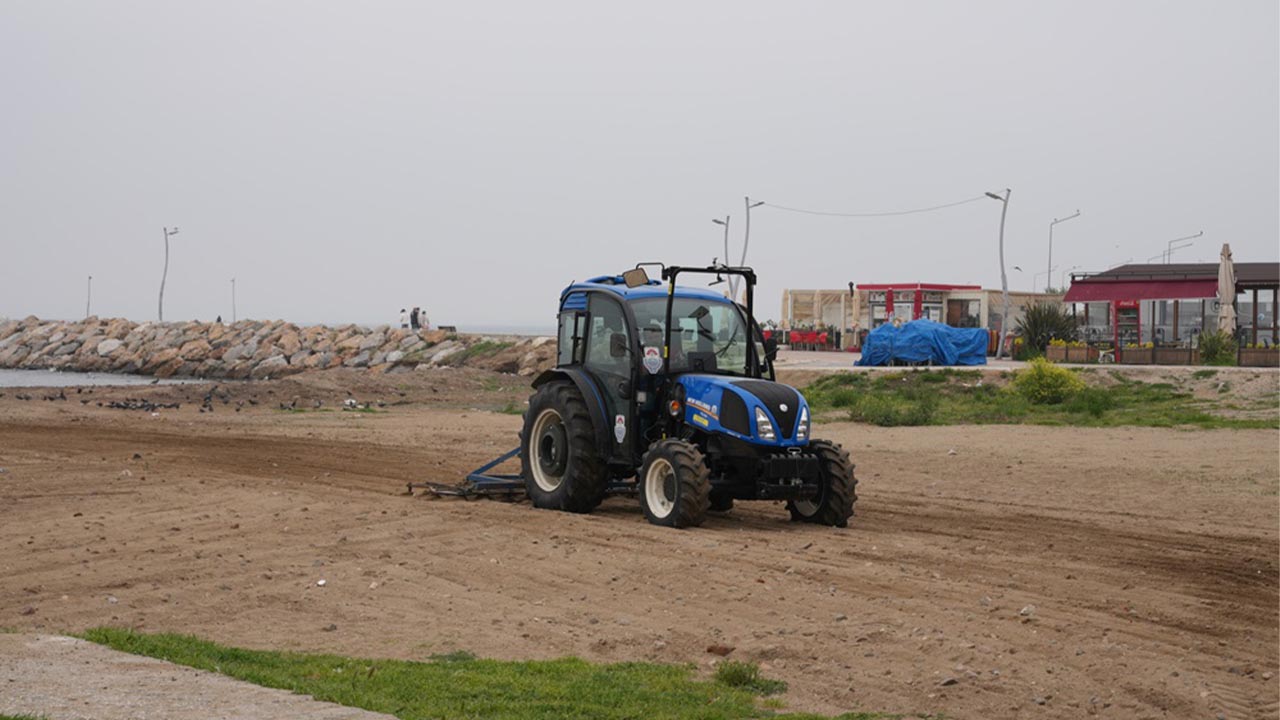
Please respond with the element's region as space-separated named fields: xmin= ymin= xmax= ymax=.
xmin=855 ymin=319 xmax=989 ymax=366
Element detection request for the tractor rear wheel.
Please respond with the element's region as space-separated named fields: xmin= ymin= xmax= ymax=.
xmin=787 ymin=439 xmax=857 ymax=527
xmin=520 ymin=381 xmax=608 ymax=513
xmin=638 ymin=440 xmax=710 ymax=528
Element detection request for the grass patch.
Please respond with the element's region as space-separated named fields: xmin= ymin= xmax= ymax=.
xmin=804 ymin=368 xmax=1276 ymax=429
xmin=1191 ymin=369 xmax=1218 ymax=379
xmin=80 ymin=628 xmax=866 ymax=720
xmin=442 ymin=341 xmax=513 ymax=367
xmin=499 ymin=401 xmax=525 ymax=415
xmin=0 ymin=715 xmax=48 ymax=720
xmin=713 ymin=661 xmax=787 ymax=696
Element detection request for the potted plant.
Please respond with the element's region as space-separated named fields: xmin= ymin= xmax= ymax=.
xmin=1154 ymin=346 xmax=1199 ymax=365
xmin=1120 ymin=342 xmax=1153 ymax=364
xmin=1064 ymin=340 xmax=1096 ymax=363
xmin=1045 ymin=338 xmax=1068 ymax=362
xmin=1239 ymin=343 xmax=1280 ymax=367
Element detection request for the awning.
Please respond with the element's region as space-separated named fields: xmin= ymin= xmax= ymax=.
xmin=1063 ymin=279 xmax=1218 ymax=303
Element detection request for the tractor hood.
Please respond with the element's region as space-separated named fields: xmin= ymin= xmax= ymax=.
xmin=676 ymin=374 xmax=810 ymax=448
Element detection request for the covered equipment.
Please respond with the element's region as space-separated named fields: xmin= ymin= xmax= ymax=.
xmin=855 ymin=319 xmax=988 ymax=367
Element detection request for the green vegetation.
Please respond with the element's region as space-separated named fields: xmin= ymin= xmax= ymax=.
xmin=1197 ymin=330 xmax=1238 ymax=366
xmin=82 ymin=628 xmax=880 ymax=720
xmin=443 ymin=341 xmax=514 ymax=367
xmin=0 ymin=715 xmax=47 ymax=720
xmin=1191 ymin=368 xmax=1218 ymax=379
xmin=499 ymin=401 xmax=526 ymax=415
xmin=1011 ymin=357 xmax=1085 ymax=404
xmin=804 ymin=367 xmax=1276 ymax=429
xmin=1016 ymin=302 xmax=1077 ymax=353
xmin=713 ymin=661 xmax=787 ymax=696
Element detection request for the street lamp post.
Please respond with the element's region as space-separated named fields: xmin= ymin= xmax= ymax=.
xmin=1163 ymin=231 xmax=1203 ymax=263
xmin=711 ymin=216 xmax=730 ymax=295
xmin=1048 ymin=210 xmax=1080 ymax=290
xmin=985 ymin=189 xmax=1012 ymax=359
xmin=740 ymin=196 xmax=764 ymax=302
xmin=158 ymin=226 xmax=179 ymax=322
xmin=231 ymin=278 xmax=237 ymax=322
xmin=85 ymin=275 xmax=93 ymax=318
xmin=1033 ymin=266 xmax=1058 ymax=294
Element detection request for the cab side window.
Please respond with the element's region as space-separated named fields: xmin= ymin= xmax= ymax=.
xmin=557 ymin=312 xmax=586 ymax=366
xmin=585 ymin=295 xmax=630 ymax=375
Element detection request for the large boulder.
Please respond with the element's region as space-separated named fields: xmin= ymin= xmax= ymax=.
xmin=251 ymin=354 xmax=289 ymax=380
xmin=178 ymin=338 xmax=212 ymax=361
xmin=96 ymin=338 xmax=124 ymax=356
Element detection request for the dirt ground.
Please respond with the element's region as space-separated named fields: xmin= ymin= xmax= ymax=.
xmin=1 ymin=367 xmax=1277 ymax=719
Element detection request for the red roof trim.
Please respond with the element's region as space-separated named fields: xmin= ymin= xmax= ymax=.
xmin=1063 ymin=279 xmax=1218 ymax=303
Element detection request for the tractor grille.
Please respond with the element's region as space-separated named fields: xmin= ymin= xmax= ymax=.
xmin=732 ymin=380 xmax=800 ymax=440
xmin=719 ymin=390 xmax=750 ymax=435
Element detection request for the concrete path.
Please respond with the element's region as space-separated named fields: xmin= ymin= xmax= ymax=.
xmin=0 ymin=634 xmax=397 ymax=720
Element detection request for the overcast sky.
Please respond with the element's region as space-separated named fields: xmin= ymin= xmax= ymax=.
xmin=2 ymin=1 xmax=1277 ymax=329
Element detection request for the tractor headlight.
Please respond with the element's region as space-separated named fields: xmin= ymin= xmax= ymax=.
xmin=755 ymin=407 xmax=776 ymax=441
xmin=796 ymin=407 xmax=810 ymax=442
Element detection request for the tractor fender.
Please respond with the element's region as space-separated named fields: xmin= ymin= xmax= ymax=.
xmin=531 ymin=368 xmax=612 ymax=454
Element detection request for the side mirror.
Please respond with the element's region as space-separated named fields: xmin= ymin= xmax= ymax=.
xmin=622 ymin=268 xmax=649 ymax=288
xmin=609 ymin=332 xmax=629 ymax=358
xmin=763 ymin=337 xmax=778 ymax=363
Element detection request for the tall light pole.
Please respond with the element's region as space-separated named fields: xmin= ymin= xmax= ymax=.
xmin=1163 ymin=231 xmax=1202 ymax=263
xmin=986 ymin=189 xmax=1012 ymax=359
xmin=1033 ymin=266 xmax=1057 ymax=293
xmin=711 ymin=217 xmax=731 ymax=296
xmin=231 ymin=278 xmax=237 ymax=322
xmin=1048 ymin=210 xmax=1080 ymax=290
xmin=158 ymin=226 xmax=179 ymax=322
xmin=84 ymin=275 xmax=93 ymax=318
xmin=739 ymin=196 xmax=764 ymax=302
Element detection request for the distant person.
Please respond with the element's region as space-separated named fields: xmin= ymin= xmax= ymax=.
xmin=419 ymin=310 xmax=430 ymax=331
xmin=215 ymin=315 xmax=222 ymax=323
xmin=399 ymin=308 xmax=409 ymax=329
xmin=410 ymin=306 xmax=421 ymax=330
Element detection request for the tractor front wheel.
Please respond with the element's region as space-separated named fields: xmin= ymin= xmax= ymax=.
xmin=638 ymin=440 xmax=710 ymax=528
xmin=520 ymin=381 xmax=608 ymax=513
xmin=787 ymin=439 xmax=857 ymax=527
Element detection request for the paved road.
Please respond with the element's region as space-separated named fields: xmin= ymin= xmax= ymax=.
xmin=0 ymin=634 xmax=395 ymax=720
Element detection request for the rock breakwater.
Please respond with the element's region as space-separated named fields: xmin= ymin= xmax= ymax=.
xmin=0 ymin=317 xmax=556 ymax=380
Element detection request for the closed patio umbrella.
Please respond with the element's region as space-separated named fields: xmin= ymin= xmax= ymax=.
xmin=1217 ymin=243 xmax=1237 ymax=334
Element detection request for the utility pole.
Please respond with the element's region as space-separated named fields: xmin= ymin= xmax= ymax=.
xmin=231 ymin=278 xmax=237 ymax=322
xmin=985 ymin=189 xmax=1012 ymax=359
xmin=1048 ymin=210 xmax=1080 ymax=291
xmin=158 ymin=226 xmax=179 ymax=322
xmin=85 ymin=275 xmax=93 ymax=318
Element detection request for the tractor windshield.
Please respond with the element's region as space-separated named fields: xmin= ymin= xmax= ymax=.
xmin=630 ymin=297 xmax=759 ymax=377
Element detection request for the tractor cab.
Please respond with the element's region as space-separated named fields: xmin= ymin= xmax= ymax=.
xmin=518 ymin=264 xmax=857 ymax=529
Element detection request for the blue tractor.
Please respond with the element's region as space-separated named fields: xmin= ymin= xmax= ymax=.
xmin=518 ymin=264 xmax=857 ymax=528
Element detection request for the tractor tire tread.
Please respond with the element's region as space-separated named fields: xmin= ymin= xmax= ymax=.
xmin=519 ymin=381 xmax=608 ymax=513
xmin=640 ymin=439 xmax=711 ymax=528
xmin=788 ymin=438 xmax=857 ymax=527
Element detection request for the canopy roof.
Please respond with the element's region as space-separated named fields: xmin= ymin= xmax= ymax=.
xmin=1065 ymin=262 xmax=1279 ymax=303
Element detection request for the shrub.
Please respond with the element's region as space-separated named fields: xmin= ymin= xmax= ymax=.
xmin=1198 ymin=330 xmax=1237 ymax=366
xmin=713 ymin=661 xmax=787 ymax=695
xmin=1012 ymin=357 xmax=1086 ymax=404
xmin=1016 ymin=303 xmax=1078 ymax=353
